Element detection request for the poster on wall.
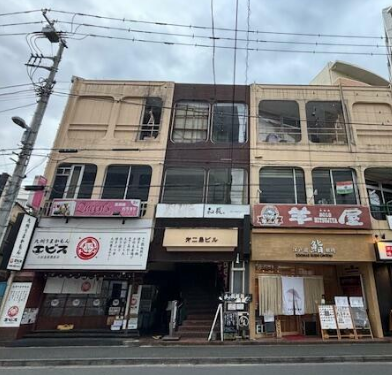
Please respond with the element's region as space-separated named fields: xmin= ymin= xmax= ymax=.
xmin=281 ymin=277 xmax=305 ymax=315
xmin=334 ymin=296 xmax=349 ymax=307
xmin=334 ymin=306 xmax=354 ymax=329
xmin=318 ymin=305 xmax=337 ymax=330
xmin=21 ymin=308 xmax=39 ymax=325
xmin=24 ymin=227 xmax=152 ymax=270
xmin=0 ymin=282 xmax=32 ymax=327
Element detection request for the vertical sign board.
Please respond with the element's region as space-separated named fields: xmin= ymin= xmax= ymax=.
xmin=0 ymin=282 xmax=32 ymax=327
xmin=318 ymin=305 xmax=337 ymax=330
xmin=7 ymin=215 xmax=37 ymax=271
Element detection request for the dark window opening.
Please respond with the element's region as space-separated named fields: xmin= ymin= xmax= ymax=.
xmin=259 ymin=168 xmax=306 ymax=204
xmin=50 ymin=164 xmax=97 ymax=200
xmin=140 ymin=97 xmax=163 ymax=140
xmin=313 ymin=169 xmax=358 ymax=205
xmin=101 ymin=165 xmax=152 ymax=201
xmin=207 ymin=169 xmax=247 ymax=204
xmin=212 ymin=103 xmax=247 ymax=143
xmin=365 ymin=168 xmax=392 ymax=220
xmin=306 ymin=101 xmax=347 ymax=144
xmin=259 ymin=101 xmax=301 ymax=143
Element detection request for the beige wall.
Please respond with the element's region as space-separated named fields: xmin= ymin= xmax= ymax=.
xmin=43 ymin=78 xmax=174 ymax=219
xmin=250 ymin=83 xmax=392 ymax=237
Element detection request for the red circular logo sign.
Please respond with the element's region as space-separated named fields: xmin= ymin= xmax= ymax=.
xmin=76 ymin=237 xmax=100 ymax=260
xmin=7 ymin=305 xmax=19 ymax=317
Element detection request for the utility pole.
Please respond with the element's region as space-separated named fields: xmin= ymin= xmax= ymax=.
xmin=0 ymin=11 xmax=66 ymax=247
xmin=0 ymin=10 xmax=66 ymax=320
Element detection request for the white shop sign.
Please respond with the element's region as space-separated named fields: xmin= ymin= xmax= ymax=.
xmin=24 ymin=227 xmax=151 ymax=270
xmin=0 ymin=282 xmax=32 ymax=327
xmin=156 ymin=204 xmax=249 ymax=219
xmin=7 ymin=215 xmax=37 ymax=271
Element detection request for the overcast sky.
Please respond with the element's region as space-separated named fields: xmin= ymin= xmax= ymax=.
xmin=1 ymin=0 xmax=392 ymax=191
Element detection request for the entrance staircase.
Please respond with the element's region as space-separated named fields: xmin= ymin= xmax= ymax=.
xmin=177 ymin=287 xmax=218 ymax=339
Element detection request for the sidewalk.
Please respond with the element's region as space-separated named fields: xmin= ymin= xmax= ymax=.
xmin=1 ymin=342 xmax=392 ymax=367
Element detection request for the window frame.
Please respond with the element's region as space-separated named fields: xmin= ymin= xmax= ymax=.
xmin=259 ymin=167 xmax=306 ymax=204
xmin=139 ymin=97 xmax=163 ymax=140
xmin=365 ymin=177 xmax=392 ymax=220
xmin=206 ymin=168 xmax=248 ymax=205
xmin=171 ymin=101 xmax=211 ymax=143
xmin=211 ymin=102 xmax=248 ymax=144
xmin=161 ymin=167 xmax=207 ymax=204
xmin=312 ymin=168 xmax=359 ymax=205
xmin=306 ymin=101 xmax=347 ymax=144
xmin=101 ymin=165 xmax=152 ymax=201
xmin=258 ymin=100 xmax=301 ymax=143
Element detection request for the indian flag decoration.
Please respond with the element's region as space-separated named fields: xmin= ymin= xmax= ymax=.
xmin=336 ymin=181 xmax=354 ymax=195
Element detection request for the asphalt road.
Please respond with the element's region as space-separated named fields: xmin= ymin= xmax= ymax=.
xmin=0 ymin=363 xmax=391 ymax=375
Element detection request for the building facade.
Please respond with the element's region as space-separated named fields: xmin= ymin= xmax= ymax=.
xmin=2 ymin=63 xmax=392 ymax=341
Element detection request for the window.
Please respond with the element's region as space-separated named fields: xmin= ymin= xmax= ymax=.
xmin=162 ymin=168 xmax=248 ymax=204
xmin=172 ymin=101 xmax=209 ymax=143
xmin=365 ymin=168 xmax=392 ymax=220
xmin=139 ymin=97 xmax=163 ymax=140
xmin=212 ymin=103 xmax=247 ymax=143
xmin=312 ymin=169 xmax=358 ymax=205
xmin=259 ymin=168 xmax=306 ymax=204
xmin=162 ymin=168 xmax=205 ymax=204
xmin=207 ymin=169 xmax=247 ymax=204
xmin=50 ymin=164 xmax=97 ymax=200
xmin=306 ymin=101 xmax=347 ymax=144
xmin=259 ymin=100 xmax=301 ymax=143
xmin=101 ymin=165 xmax=152 ymax=201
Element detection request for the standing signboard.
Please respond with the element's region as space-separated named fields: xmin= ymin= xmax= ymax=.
xmin=7 ymin=215 xmax=37 ymax=271
xmin=0 ymin=282 xmax=32 ymax=327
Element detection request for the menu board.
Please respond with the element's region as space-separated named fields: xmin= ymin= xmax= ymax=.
xmin=335 ymin=306 xmax=354 ymax=329
xmin=318 ymin=305 xmax=337 ymax=330
xmin=350 ymin=307 xmax=370 ymax=330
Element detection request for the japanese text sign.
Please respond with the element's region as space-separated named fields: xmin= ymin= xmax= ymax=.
xmin=50 ymin=199 xmax=141 ymax=218
xmin=253 ymin=204 xmax=371 ymax=229
xmin=0 ymin=282 xmax=32 ymax=327
xmin=24 ymin=227 xmax=151 ymax=270
xmin=7 ymin=215 xmax=37 ymax=271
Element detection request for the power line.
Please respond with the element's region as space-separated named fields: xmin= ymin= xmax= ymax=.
xmin=0 ymin=102 xmax=36 ymax=114
xmin=0 ymin=21 xmax=43 ymax=28
xmin=48 ymin=8 xmax=386 ymax=40
xmin=0 ymin=10 xmax=42 ymax=17
xmin=210 ymin=0 xmax=217 ymax=94
xmin=62 ymin=31 xmax=390 ymax=56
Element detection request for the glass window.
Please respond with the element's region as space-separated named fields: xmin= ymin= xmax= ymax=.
xmin=172 ymin=101 xmax=209 ymax=143
xmin=306 ymin=101 xmax=347 ymax=144
xmin=259 ymin=100 xmax=301 ymax=143
xmin=50 ymin=164 xmax=97 ymax=200
xmin=365 ymin=168 xmax=392 ymax=220
xmin=313 ymin=169 xmax=358 ymax=205
xmin=139 ymin=97 xmax=162 ymax=140
xmin=207 ymin=169 xmax=247 ymax=204
xmin=162 ymin=168 xmax=205 ymax=204
xmin=259 ymin=168 xmax=306 ymax=204
xmin=212 ymin=103 xmax=247 ymax=143
xmin=101 ymin=165 xmax=152 ymax=201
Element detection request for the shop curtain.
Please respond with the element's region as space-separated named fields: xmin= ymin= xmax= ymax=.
xmin=304 ymin=277 xmax=325 ymax=314
xmin=258 ymin=276 xmax=282 ymax=316
xmin=281 ymin=276 xmax=305 ymax=315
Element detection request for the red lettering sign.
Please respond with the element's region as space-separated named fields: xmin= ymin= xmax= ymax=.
xmin=253 ymin=204 xmax=371 ymax=229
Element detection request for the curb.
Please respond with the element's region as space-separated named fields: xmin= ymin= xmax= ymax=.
xmin=1 ymin=355 xmax=392 ymax=367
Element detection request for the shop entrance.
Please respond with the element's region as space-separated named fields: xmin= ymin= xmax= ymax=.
xmin=254 ymin=263 xmax=367 ymax=338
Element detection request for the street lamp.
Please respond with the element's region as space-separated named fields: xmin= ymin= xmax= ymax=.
xmin=11 ymin=116 xmax=29 ymax=130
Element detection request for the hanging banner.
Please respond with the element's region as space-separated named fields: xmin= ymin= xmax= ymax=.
xmin=0 ymin=282 xmax=32 ymax=327
xmin=26 ymin=175 xmax=47 ymax=210
xmin=7 ymin=215 xmax=37 ymax=271
xmin=335 ymin=306 xmax=354 ymax=329
xmin=281 ymin=277 xmax=305 ymax=315
xmin=336 ymin=181 xmax=354 ymax=195
xmin=318 ymin=305 xmax=337 ymax=330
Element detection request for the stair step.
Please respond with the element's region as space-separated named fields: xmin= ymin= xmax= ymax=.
xmin=178 ymin=325 xmax=211 ymax=332
xmin=187 ymin=314 xmax=215 ymax=320
xmin=178 ymin=331 xmax=210 ymax=338
xmin=182 ymin=320 xmax=213 ymax=326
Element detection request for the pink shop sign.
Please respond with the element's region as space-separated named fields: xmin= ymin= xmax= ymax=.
xmin=51 ymin=199 xmax=141 ymax=218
